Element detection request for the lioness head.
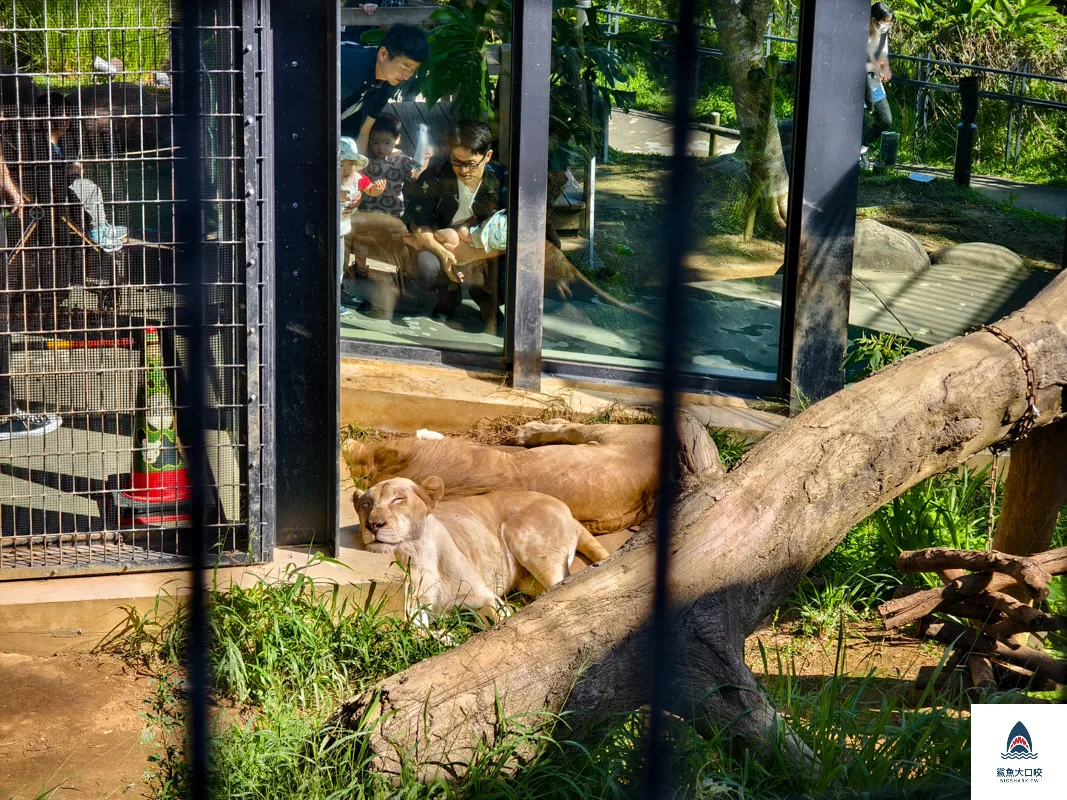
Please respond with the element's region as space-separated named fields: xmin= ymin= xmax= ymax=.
xmin=353 ymin=476 xmax=444 ymax=553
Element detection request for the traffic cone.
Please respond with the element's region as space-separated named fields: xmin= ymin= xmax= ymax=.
xmin=110 ymin=327 xmax=198 ymax=528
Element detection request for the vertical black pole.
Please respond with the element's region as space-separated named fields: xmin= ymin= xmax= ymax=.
xmin=781 ymin=0 xmax=867 ymax=411
xmin=270 ymin=0 xmax=337 ymax=548
xmin=175 ymin=1 xmax=210 ymax=797
xmin=505 ymin=0 xmax=551 ymax=390
xmin=644 ymin=0 xmax=696 ymax=795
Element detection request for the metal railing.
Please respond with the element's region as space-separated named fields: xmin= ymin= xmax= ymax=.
xmin=599 ymin=4 xmax=1067 ymax=172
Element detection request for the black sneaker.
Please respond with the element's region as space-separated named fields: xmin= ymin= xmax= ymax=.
xmin=0 ymin=409 xmax=63 ymax=440
xmin=341 ymin=287 xmax=361 ymax=308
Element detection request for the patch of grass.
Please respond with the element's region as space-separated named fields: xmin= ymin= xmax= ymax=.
xmin=857 ymin=171 xmax=1064 ymax=270
xmin=845 ymin=332 xmax=917 ymax=383
xmin=132 ymin=603 xmax=980 ymax=800
xmin=340 ymin=422 xmax=382 ymax=446
xmin=100 ymin=558 xmax=482 ymax=708
xmin=1 ymin=0 xmax=172 ymax=83
xmin=707 ymin=427 xmax=752 ymax=470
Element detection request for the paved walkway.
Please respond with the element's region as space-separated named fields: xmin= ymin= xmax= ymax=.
xmin=608 ymin=108 xmax=740 ymax=158
xmin=608 ymin=109 xmax=1066 ymax=219
xmin=904 ymin=166 xmax=1066 ymax=219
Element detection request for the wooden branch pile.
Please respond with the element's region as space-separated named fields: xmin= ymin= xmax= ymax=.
xmin=878 ymin=546 xmax=1067 ymax=693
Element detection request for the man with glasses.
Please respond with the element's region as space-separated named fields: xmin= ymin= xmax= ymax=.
xmin=341 ymin=23 xmax=429 ymax=155
xmin=404 ymin=121 xmax=507 ymax=322
xmin=404 ymin=120 xmax=564 ymax=324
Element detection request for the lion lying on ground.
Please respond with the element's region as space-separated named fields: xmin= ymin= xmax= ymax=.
xmin=343 ymin=412 xmax=723 ymax=534
xmin=355 ymin=476 xmax=610 ymax=623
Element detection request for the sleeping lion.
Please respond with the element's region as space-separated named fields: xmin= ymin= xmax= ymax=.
xmin=344 ymin=413 xmax=723 ymax=534
xmin=355 ymin=476 xmax=610 ymax=624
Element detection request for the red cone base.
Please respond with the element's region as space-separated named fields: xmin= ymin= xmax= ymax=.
xmin=118 ymin=464 xmax=193 ymax=505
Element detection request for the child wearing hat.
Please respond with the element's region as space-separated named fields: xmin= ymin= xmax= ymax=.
xmin=339 ymin=137 xmax=385 ymax=316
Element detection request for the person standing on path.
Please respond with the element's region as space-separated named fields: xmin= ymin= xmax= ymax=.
xmin=865 ymin=3 xmax=894 ymax=147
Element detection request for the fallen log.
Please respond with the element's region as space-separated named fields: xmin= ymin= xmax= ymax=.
xmin=880 ymin=547 xmax=1067 ymax=629
xmin=924 ymin=622 xmax=1067 ymax=686
xmin=896 ymin=548 xmax=1051 ymax=599
xmin=330 ymin=272 xmax=1067 ymax=781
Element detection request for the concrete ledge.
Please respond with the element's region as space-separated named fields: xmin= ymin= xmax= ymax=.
xmin=341 ymin=357 xmax=785 ymax=437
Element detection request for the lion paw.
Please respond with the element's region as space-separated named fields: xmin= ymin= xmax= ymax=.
xmin=507 ymin=420 xmax=570 ymax=446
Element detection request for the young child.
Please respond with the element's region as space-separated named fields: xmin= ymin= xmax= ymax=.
xmin=429 ymin=210 xmax=508 ymax=284
xmin=340 ymin=136 xmax=385 ymax=216
xmin=360 ymin=115 xmax=427 ymax=219
xmin=339 ymin=137 xmax=385 ymax=315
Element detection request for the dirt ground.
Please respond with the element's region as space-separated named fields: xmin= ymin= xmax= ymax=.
xmin=0 ymin=651 xmax=154 ymax=800
xmin=588 ymin=155 xmax=1064 ymax=289
xmin=0 ymin=621 xmax=945 ymax=800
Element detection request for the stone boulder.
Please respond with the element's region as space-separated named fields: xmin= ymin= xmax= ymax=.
xmin=853 ymin=219 xmax=931 ymax=274
xmin=928 ymin=242 xmax=1025 ymax=271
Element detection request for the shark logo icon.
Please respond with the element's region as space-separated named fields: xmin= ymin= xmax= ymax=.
xmin=1002 ymin=721 xmax=1039 ymax=760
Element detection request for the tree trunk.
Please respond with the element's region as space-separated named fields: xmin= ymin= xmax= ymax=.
xmin=330 ymin=273 xmax=1067 ymax=782
xmin=993 ymin=417 xmax=1067 ymax=556
xmin=708 ymin=0 xmax=789 ymax=230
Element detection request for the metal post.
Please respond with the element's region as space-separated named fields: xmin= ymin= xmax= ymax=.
xmin=174 ymin=0 xmax=210 ymax=796
xmin=1014 ymin=61 xmax=1028 ymax=170
xmin=954 ymin=75 xmax=979 ymax=187
xmin=1005 ymin=61 xmax=1018 ymax=170
xmin=271 ymin=0 xmax=337 ymax=547
xmin=505 ymin=0 xmax=551 ymax=390
xmin=241 ymin=0 xmax=273 ymax=564
xmin=644 ymin=0 xmax=697 ymax=794
xmin=587 ymin=155 xmax=597 ymax=267
xmin=781 ymin=0 xmax=867 ymax=411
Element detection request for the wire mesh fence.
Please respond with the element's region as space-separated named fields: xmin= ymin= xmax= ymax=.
xmin=0 ymin=0 xmax=261 ymax=577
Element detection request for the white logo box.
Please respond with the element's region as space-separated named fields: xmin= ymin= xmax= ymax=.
xmin=971 ymin=703 xmax=1065 ymax=799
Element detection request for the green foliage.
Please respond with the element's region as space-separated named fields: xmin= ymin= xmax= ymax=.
xmin=707 ymin=426 xmax=752 ymax=470
xmin=100 ymin=558 xmax=482 ymax=707
xmin=894 ymin=0 xmax=1062 ymax=41
xmin=420 ymin=0 xmax=502 ymax=122
xmin=870 ymin=466 xmax=993 ymax=585
xmin=1 ymin=0 xmax=172 ymax=81
xmin=417 ymin=1 xmax=648 ymax=167
xmin=135 ymin=615 xmax=978 ymax=799
xmin=845 ymin=332 xmax=917 ymax=382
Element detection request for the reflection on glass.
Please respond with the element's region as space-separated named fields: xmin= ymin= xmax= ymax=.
xmin=849 ymin=2 xmax=1063 ymax=377
xmin=541 ymin=4 xmax=797 ymax=383
xmin=338 ymin=15 xmax=516 ymax=354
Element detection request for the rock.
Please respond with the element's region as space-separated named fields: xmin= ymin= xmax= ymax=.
xmin=928 ymin=242 xmax=1025 ymax=271
xmin=853 ymin=219 xmax=931 ymax=274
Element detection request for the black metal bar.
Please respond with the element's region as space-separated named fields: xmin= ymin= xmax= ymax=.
xmin=644 ymin=0 xmax=696 ymax=794
xmin=240 ymin=0 xmax=264 ymax=562
xmin=174 ymin=1 xmax=211 ymax=797
xmin=541 ymin=358 xmax=780 ymax=399
xmin=781 ymin=0 xmax=867 ymax=411
xmin=505 ymin=0 xmax=551 ymax=391
xmin=339 ymin=339 xmax=781 ymax=398
xmin=270 ymin=0 xmax=337 ymax=548
xmin=259 ymin=1 xmax=278 ymax=561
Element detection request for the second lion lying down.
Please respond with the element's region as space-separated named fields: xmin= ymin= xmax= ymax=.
xmin=345 ymin=413 xmax=722 ymax=534
xmin=355 ymin=476 xmax=609 ymax=623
